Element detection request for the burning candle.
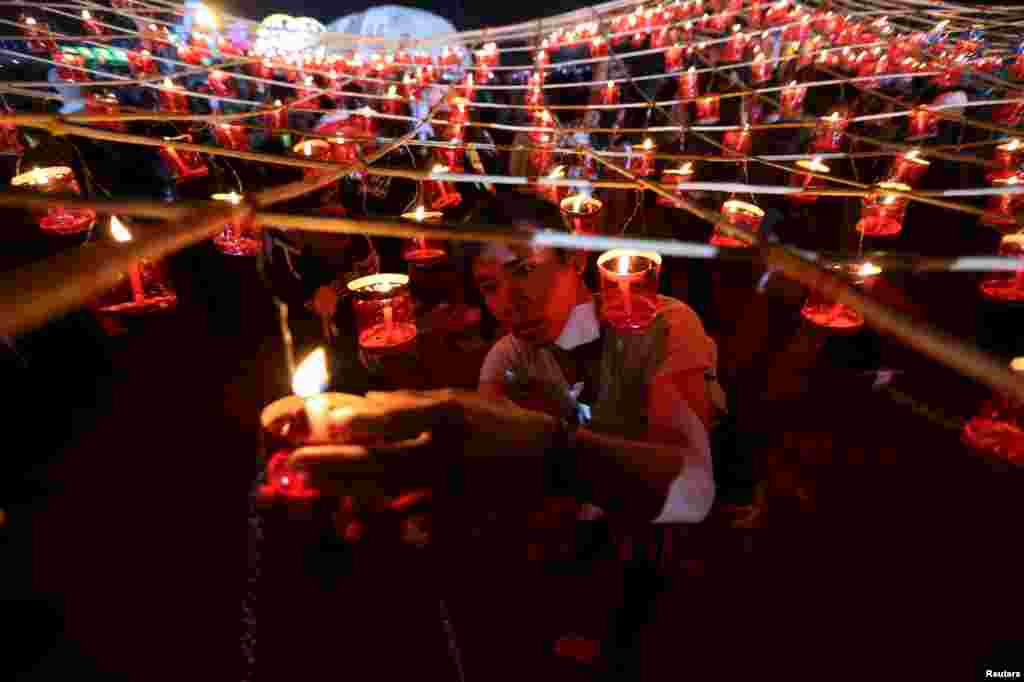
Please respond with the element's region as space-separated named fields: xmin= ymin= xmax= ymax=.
xmin=855 ymin=182 xmax=911 ymax=237
xmin=713 ymin=200 xmax=764 ymax=247
xmin=887 ymin=149 xmax=930 ymax=187
xmin=95 ymin=215 xmax=177 ymax=320
xmin=109 ymin=216 xmax=145 ymax=302
xmin=292 ymin=139 xmax=333 ymax=178
xmin=211 ymin=191 xmax=259 ymax=256
xmin=424 ymin=164 xmax=462 ymax=211
xmin=908 ymin=107 xmax=938 ymax=140
xmin=722 ymin=26 xmax=748 ymax=62
xmin=560 ymin=194 xmax=604 ymax=234
xmin=85 ymin=92 xmax=124 ymax=131
xmin=348 ymin=274 xmax=418 ymax=351
xmin=982 ymin=175 xmax=1024 ymax=227
xmin=400 ymin=205 xmax=447 ymax=263
xmin=526 ymin=86 xmax=544 ymax=109
xmin=208 ymin=70 xmax=236 ymax=98
xmin=292 ymin=348 xmax=331 ymax=443
xmin=382 ymin=84 xmax=403 ymax=116
xmin=780 ymin=81 xmax=806 ymax=120
xmin=750 ymin=52 xmax=771 ymax=83
xmin=800 ymin=261 xmax=881 ymax=333
xmin=994 ymin=95 xmax=1024 ymax=128
xmin=159 ymin=78 xmax=189 ymax=113
xmin=81 ymin=9 xmax=103 ymax=36
xmin=538 ymin=165 xmax=569 ymax=206
xmin=602 ymin=81 xmax=620 ymax=106
xmin=477 ymin=42 xmax=498 ymax=67
xmin=128 ymin=50 xmax=157 ymax=78
xmin=213 ymin=123 xmax=248 ymax=151
xmin=723 ymin=126 xmax=752 ymax=157
xmin=788 ymin=157 xmax=831 ymax=204
xmin=656 ymin=162 xmax=696 ymax=208
xmin=10 ymin=166 xmax=96 ymax=235
xmin=678 ymin=66 xmax=699 ymax=99
xmin=979 ymin=233 xmax=1024 ymax=302
xmin=694 ymin=95 xmax=720 ymax=124
xmin=665 ymin=44 xmax=685 ymax=73
xmin=629 ymin=138 xmax=658 ymax=177
xmin=265 ymin=99 xmax=288 ymax=131
xmin=962 ymin=357 xmax=1024 ymax=463
xmin=590 ymin=35 xmax=608 ymax=58
xmin=813 ymin=111 xmax=849 ymax=152
xmin=994 ymin=139 xmax=1024 ymax=173
xmin=596 ymin=249 xmax=662 ymax=332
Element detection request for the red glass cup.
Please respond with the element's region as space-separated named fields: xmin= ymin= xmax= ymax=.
xmin=666 ymin=45 xmax=685 ymax=73
xmin=210 ymin=192 xmax=260 ymax=256
xmin=981 ymin=175 xmax=1024 ymax=227
xmin=208 ymin=70 xmax=237 ymax=98
xmin=560 ymin=194 xmax=604 ymax=234
xmin=424 ymin=165 xmax=462 ymax=211
xmin=92 ymin=216 xmax=178 ymax=322
xmin=800 ymin=262 xmax=881 ymax=334
xmin=537 ymin=165 xmax=569 ymax=206
xmin=779 ymin=82 xmax=806 ymax=120
xmin=855 ymin=182 xmax=911 ymax=237
xmin=788 ymin=158 xmax=831 ymax=204
xmin=723 ymin=128 xmax=752 ymax=157
xmin=694 ymin=95 xmax=721 ymax=124
xmin=159 ymin=134 xmax=208 ymax=182
xmin=400 ymin=207 xmax=448 ymax=264
xmin=979 ymin=234 xmax=1024 ymax=302
xmin=993 ymin=98 xmax=1024 ymax=128
xmin=292 ymin=139 xmax=333 ymax=178
xmin=628 ymin=141 xmax=658 ymax=177
xmin=721 ymin=30 xmax=748 ymax=62
xmin=812 ymin=113 xmax=849 ymax=152
xmin=712 ymin=200 xmax=763 ymax=247
xmin=10 ymin=166 xmax=96 ymax=235
xmin=656 ymin=163 xmax=696 ymax=208
xmin=750 ymin=54 xmax=772 ymax=84
xmin=601 ymin=82 xmax=620 ymax=106
xmin=994 ymin=139 xmax=1024 ymax=174
xmin=158 ymin=80 xmax=189 ymax=113
xmin=348 ymin=274 xmax=418 ymax=352
xmin=212 ymin=124 xmax=249 ymax=151
xmin=85 ymin=92 xmax=125 ymax=131
xmin=596 ymin=249 xmax=662 ymax=333
xmin=961 ymin=357 xmax=1024 ymax=464
xmin=907 ymin=107 xmax=938 ymax=141
xmin=678 ymin=67 xmax=699 ymax=99
xmin=887 ymin=150 xmax=930 ymax=187
xmin=127 ymin=50 xmax=158 ymax=78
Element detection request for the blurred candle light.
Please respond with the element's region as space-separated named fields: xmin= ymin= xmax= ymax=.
xmin=560 ymin=193 xmax=604 ymax=234
xmin=982 ymin=175 xmax=1024 ymax=227
xmin=597 ymin=249 xmax=662 ymax=332
xmin=712 ymin=199 xmax=763 ymax=247
xmin=788 ymin=157 xmax=831 ymax=204
xmin=887 ymin=149 xmax=930 ymax=187
xmin=800 ymin=261 xmax=881 ymax=333
xmin=780 ymin=81 xmax=806 ymax=119
xmin=348 ymin=274 xmax=418 ymax=351
xmin=400 ymin=205 xmax=447 ymax=263
xmin=979 ymin=233 xmax=1024 ymax=302
xmin=423 ymin=164 xmax=462 ymax=211
xmin=657 ymin=162 xmax=696 ymax=208
xmin=678 ymin=66 xmax=699 ymax=99
xmin=11 ymin=166 xmax=96 ymax=235
xmin=292 ymin=348 xmax=331 ymax=443
xmin=994 ymin=138 xmax=1024 ymax=173
xmin=210 ymin=191 xmax=259 ymax=256
xmin=855 ymin=182 xmax=911 ymax=236
xmin=694 ymin=94 xmax=721 ymax=124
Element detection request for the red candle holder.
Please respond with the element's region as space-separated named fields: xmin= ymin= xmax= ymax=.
xmin=210 ymin=192 xmax=260 ymax=256
xmin=476 ymin=42 xmax=499 ymax=68
xmin=54 ymin=52 xmax=88 ymax=83
xmin=665 ymin=45 xmax=685 ymax=74
xmin=723 ymin=127 xmax=752 ymax=157
xmin=526 ymin=86 xmax=545 ymax=109
xmin=537 ymin=165 xmax=569 ymax=206
xmin=93 ymin=217 xmax=178 ymax=325
xmin=0 ymin=120 xmax=22 ymax=155
xmin=159 ymin=134 xmax=208 ymax=182
xmin=596 ymin=249 xmax=662 ymax=333
xmin=381 ymin=86 xmax=406 ymax=117
xmin=245 ymin=57 xmax=273 ymax=79
xmin=907 ymin=107 xmax=938 ymax=141
xmin=261 ymin=391 xmax=383 ymax=455
xmin=800 ymin=262 xmax=881 ymax=334
xmin=329 ymin=136 xmax=360 ymax=166
xmin=678 ymin=67 xmax=699 ymax=99
xmin=20 ymin=16 xmax=56 ymax=53
xmin=208 ymin=70 xmax=237 ymax=98
xmin=264 ymin=100 xmax=288 ymax=131
xmin=979 ymin=234 xmax=1024 ymax=302
xmin=400 ymin=206 xmax=448 ymax=264
xmin=292 ymin=139 xmax=333 ymax=178
xmin=812 ymin=112 xmax=849 ymax=152
xmin=750 ymin=53 xmax=772 ymax=84
xmin=212 ymin=124 xmax=249 ymax=151
xmin=348 ymin=274 xmax=418 ymax=352
xmin=962 ymin=357 xmax=1024 ymax=466
xmin=981 ymin=175 xmax=1024 ymax=227
xmin=722 ymin=28 xmax=748 ymax=62
xmin=601 ymin=81 xmax=620 ymax=106
xmin=712 ymin=200 xmax=763 ymax=247
xmin=435 ymin=143 xmax=465 ymax=174
xmin=158 ymin=79 xmax=189 ymax=113
xmin=85 ymin=92 xmax=125 ymax=131
xmin=855 ymin=182 xmax=911 ymax=237
xmin=80 ymin=10 xmax=104 ymax=36
xmin=779 ymin=81 xmax=806 ymax=120
xmin=656 ymin=162 xmax=696 ymax=208
xmin=788 ymin=157 xmax=831 ymax=204
xmin=694 ymin=95 xmax=721 ymax=124
xmin=628 ymin=139 xmax=658 ymax=177
xmin=887 ymin=149 xmax=930 ymax=187
xmin=424 ymin=165 xmax=462 ymax=211
xmin=560 ymin=194 xmax=604 ymax=234
xmin=708 ymin=12 xmax=736 ymax=34
xmin=994 ymin=138 xmax=1024 ymax=174
xmin=590 ymin=36 xmax=608 ymax=58
xmin=10 ymin=166 xmax=96 ymax=235
xmin=531 ymin=109 xmax=555 ymax=144
xmin=651 ymin=26 xmax=670 ymax=50
xmin=440 ymin=46 xmax=461 ymax=69
xmin=993 ymin=95 xmax=1024 ymax=128
xmin=127 ymin=50 xmax=158 ymax=78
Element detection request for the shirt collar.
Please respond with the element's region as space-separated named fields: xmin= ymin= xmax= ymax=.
xmin=553 ymin=301 xmax=601 ymax=351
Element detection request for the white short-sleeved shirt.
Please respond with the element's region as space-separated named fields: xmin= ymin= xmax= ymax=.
xmin=479 ymin=295 xmax=722 ymax=523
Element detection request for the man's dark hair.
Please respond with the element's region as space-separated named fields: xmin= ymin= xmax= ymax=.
xmin=463 ymin=190 xmax=573 ymax=266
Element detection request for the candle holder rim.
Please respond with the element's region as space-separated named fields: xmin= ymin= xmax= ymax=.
xmin=597 ymin=248 xmax=663 ymax=270
xmin=795 ymin=159 xmax=831 ymax=173
xmin=722 ymin=199 xmax=765 ymax=217
xmin=11 ymin=165 xmax=74 ymax=186
xmin=560 ymin=194 xmax=603 ymax=214
xmin=260 ymin=392 xmax=370 ymax=430
xmin=347 ymin=272 xmax=410 ymax=293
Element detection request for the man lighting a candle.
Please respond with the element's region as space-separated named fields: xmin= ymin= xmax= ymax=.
xmin=292 ymin=196 xmax=727 ymax=677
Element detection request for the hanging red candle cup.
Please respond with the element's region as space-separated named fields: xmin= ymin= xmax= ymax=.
xmin=292 ymin=139 xmax=333 ymax=178
xmin=723 ymin=126 xmax=752 ymax=157
xmin=788 ymin=157 xmax=831 ymax=204
xmin=54 ymin=52 xmax=88 ymax=83
xmin=424 ymin=164 xmax=462 ymax=211
xmin=994 ymin=138 xmax=1024 ymax=174
xmin=596 ymin=249 xmax=662 ymax=333
xmin=348 ymin=274 xmax=418 ymax=352
xmin=590 ymin=35 xmax=608 ymax=58
xmin=127 ymin=50 xmax=157 ymax=78
xmin=85 ymin=92 xmax=125 ymax=131
xmin=694 ymin=95 xmax=721 ymax=124
xmin=800 ymin=262 xmax=881 ymax=334
xmin=665 ymin=44 xmax=685 ymax=73
xmin=382 ymin=84 xmax=404 ymax=117
xmin=750 ymin=52 xmax=772 ymax=84
xmin=476 ymin=42 xmax=498 ymax=68
xmin=780 ymin=81 xmax=806 ymax=120
xmin=560 ymin=193 xmax=604 ymax=235
xmin=979 ymin=233 xmax=1024 ymax=302
xmin=536 ymin=165 xmax=569 ymax=206
xmin=246 ymin=57 xmax=274 ymax=79
xmin=982 ymin=174 xmax=1024 ymax=227
xmin=94 ymin=216 xmax=178 ymax=319
xmin=158 ymin=78 xmax=189 ymax=113
xmin=678 ymin=66 xmax=699 ymax=99
xmin=10 ymin=166 xmax=96 ymax=236
xmin=962 ymin=357 xmax=1024 ymax=465
xmin=210 ymin=191 xmax=260 ymax=257
xmin=440 ymin=46 xmax=461 ymax=69
xmin=855 ymin=182 xmax=911 ymax=237
xmin=264 ymin=100 xmax=288 ymax=131
xmin=212 ymin=123 xmax=248 ymax=151
xmin=722 ymin=27 xmax=748 ymax=62
xmin=400 ymin=205 xmax=447 ymax=264
xmin=907 ymin=107 xmax=938 ymax=141
xmin=628 ymin=138 xmax=658 ymax=177
xmin=887 ymin=149 xmax=930 ymax=187
xmin=526 ymin=86 xmax=544 ymax=109
xmin=329 ymin=135 xmax=360 ymax=166
xmin=159 ymin=134 xmax=208 ymax=182
xmin=80 ymin=9 xmax=104 ymax=36
xmin=813 ymin=111 xmax=849 ymax=152
xmin=208 ymin=70 xmax=237 ymax=98
xmin=656 ymin=162 xmax=696 ymax=208
xmin=712 ymin=200 xmax=763 ymax=247
xmin=993 ymin=94 xmax=1024 ymax=128
xmin=601 ymin=81 xmax=620 ymax=106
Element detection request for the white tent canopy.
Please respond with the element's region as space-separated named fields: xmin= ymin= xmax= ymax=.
xmin=320 ymin=5 xmax=462 ymax=53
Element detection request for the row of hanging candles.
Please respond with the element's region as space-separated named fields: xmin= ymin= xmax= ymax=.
xmin=962 ymin=356 xmax=1024 ymax=465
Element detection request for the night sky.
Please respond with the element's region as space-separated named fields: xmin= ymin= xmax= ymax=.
xmin=226 ymin=0 xmax=596 ymax=32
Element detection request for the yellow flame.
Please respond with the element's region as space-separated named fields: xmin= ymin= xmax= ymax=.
xmin=212 ymin=191 xmax=243 ymax=204
xmin=1010 ymin=357 xmax=1024 ymax=373
xmin=292 ymin=348 xmax=328 ymax=398
xmin=24 ymin=16 xmax=36 ymax=25
xmin=642 ymin=138 xmax=655 ymax=151
xmin=1001 ymin=138 xmax=1022 ymax=152
xmin=548 ymin=165 xmax=566 ymax=178
xmin=857 ymin=262 xmax=882 ymax=277
xmin=194 ymin=3 xmax=218 ymax=29
xmin=415 ymin=205 xmax=426 ymax=221
xmin=273 ymin=99 xmax=282 ymax=107
xmin=432 ymin=164 xmax=449 ymax=174
xmin=82 ymin=10 xmax=92 ymax=20
xmin=387 ymin=84 xmax=398 ymax=98
xmin=110 ymin=216 xmax=131 ymax=242
xmin=303 ymin=141 xmax=312 ymax=156
xmin=569 ymin=194 xmax=586 ymax=212
xmin=162 ymin=77 xmax=175 ymax=89
xmin=617 ymin=254 xmax=630 ymax=275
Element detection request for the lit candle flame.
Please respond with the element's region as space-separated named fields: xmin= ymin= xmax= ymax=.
xmin=273 ymin=99 xmax=282 ymax=107
xmin=617 ymin=254 xmax=630 ymax=275
xmin=194 ymin=3 xmax=217 ymax=30
xmin=570 ymin=194 xmax=586 ymax=212
xmin=414 ymin=205 xmax=426 ymax=221
xmin=292 ymin=348 xmax=328 ymax=398
xmin=432 ymin=164 xmax=449 ymax=174
xmin=24 ymin=16 xmax=36 ymax=25
xmin=1002 ymin=138 xmax=1022 ymax=152
xmin=304 ymin=141 xmax=312 ymax=156
xmin=857 ymin=262 xmax=882 ymax=277
xmin=387 ymin=84 xmax=398 ymax=98
xmin=1010 ymin=357 xmax=1024 ymax=373
xmin=82 ymin=10 xmax=92 ymax=20
xmin=162 ymin=77 xmax=175 ymax=89
xmin=548 ymin=165 xmax=566 ymax=179
xmin=110 ymin=216 xmax=132 ymax=242
xmin=642 ymin=138 xmax=655 ymax=151
xmin=213 ymin=191 xmax=243 ymax=204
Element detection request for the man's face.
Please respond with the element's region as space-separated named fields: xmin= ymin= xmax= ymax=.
xmin=472 ymin=244 xmax=581 ymax=345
